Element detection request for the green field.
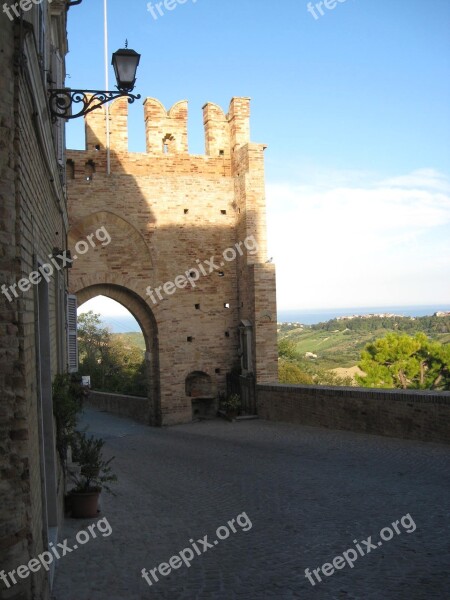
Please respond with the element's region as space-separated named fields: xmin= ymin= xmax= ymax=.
xmin=113 ymin=332 xmax=146 ymax=351
xmin=279 ymin=315 xmax=450 ymax=375
xmin=281 ymin=328 xmax=372 ymax=369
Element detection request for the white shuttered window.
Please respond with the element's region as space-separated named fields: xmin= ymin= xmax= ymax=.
xmin=67 ymin=294 xmax=78 ymax=373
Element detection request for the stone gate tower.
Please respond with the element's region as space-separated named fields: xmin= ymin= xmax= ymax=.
xmin=67 ymin=96 xmax=277 ymax=425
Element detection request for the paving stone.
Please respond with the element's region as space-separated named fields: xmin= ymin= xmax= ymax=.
xmin=52 ymin=408 xmax=450 ymax=600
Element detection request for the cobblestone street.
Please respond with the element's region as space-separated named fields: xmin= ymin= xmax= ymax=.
xmin=52 ymin=407 xmax=450 ymax=600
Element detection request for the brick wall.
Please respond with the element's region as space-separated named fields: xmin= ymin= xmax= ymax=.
xmin=67 ymin=96 xmax=278 ymax=426
xmin=0 ymin=4 xmax=68 ymax=599
xmin=87 ymin=392 xmax=150 ymax=424
xmin=257 ymin=384 xmax=450 ymax=444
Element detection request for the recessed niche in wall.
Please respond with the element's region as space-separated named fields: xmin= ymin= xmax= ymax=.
xmin=187 ymin=336 xmax=193 ymax=342
xmin=218 ymin=271 xmax=225 ymax=277
xmin=221 ymin=210 xmax=227 ymax=215
xmin=186 ymin=371 xmax=212 ymax=397
xmin=195 ymin=304 xmax=200 ymax=310
xmin=184 ymin=209 xmax=189 ymax=214
xmin=85 ymin=160 xmax=95 ymax=182
xmin=66 ymin=159 xmax=75 ymax=180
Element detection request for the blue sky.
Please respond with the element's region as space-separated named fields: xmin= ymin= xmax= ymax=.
xmin=68 ymin=0 xmax=450 ymax=313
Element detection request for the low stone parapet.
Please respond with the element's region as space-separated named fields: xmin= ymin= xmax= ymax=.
xmin=257 ymin=384 xmax=450 ymax=444
xmin=87 ymin=391 xmax=150 ymax=424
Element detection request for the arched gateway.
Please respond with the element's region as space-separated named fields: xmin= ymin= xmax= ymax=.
xmin=76 ymin=284 xmax=161 ymax=425
xmin=67 ymin=95 xmax=278 ymax=425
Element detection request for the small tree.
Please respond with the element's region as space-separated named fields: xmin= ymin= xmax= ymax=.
xmin=52 ymin=373 xmax=84 ymax=466
xmin=356 ymin=332 xmax=450 ymax=390
xmin=278 ymin=338 xmax=299 ymax=361
xmin=70 ymin=432 xmax=117 ymax=494
xmin=278 ymin=360 xmax=313 ymax=384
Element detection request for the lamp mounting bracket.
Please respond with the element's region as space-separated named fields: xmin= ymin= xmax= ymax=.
xmin=48 ymin=89 xmax=141 ymax=121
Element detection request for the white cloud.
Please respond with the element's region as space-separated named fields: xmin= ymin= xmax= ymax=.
xmin=78 ymin=296 xmax=131 ymax=317
xmin=380 ymin=169 xmax=450 ymax=194
xmin=266 ymin=169 xmax=450 ymax=309
xmin=77 ymin=296 xmax=141 ymax=333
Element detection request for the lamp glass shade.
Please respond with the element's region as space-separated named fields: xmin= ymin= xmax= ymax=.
xmin=112 ymin=48 xmax=141 ymax=92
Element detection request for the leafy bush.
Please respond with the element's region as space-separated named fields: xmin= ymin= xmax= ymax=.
xmin=278 ymin=338 xmax=300 ymax=361
xmin=52 ymin=373 xmax=85 ymax=465
xmin=221 ymin=393 xmax=241 ymax=413
xmin=78 ymin=311 xmax=147 ymax=396
xmin=70 ymin=432 xmax=117 ymax=494
xmin=278 ymin=360 xmax=313 ymax=384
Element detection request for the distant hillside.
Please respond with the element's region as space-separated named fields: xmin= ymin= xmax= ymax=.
xmin=279 ymin=315 xmax=450 ymax=376
xmin=113 ymin=331 xmax=146 ymax=352
xmin=311 ymin=314 xmax=450 ymax=335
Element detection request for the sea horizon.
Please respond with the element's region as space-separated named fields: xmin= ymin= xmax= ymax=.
xmin=277 ymin=304 xmax=450 ymax=325
xmin=98 ymin=303 xmax=450 ymax=332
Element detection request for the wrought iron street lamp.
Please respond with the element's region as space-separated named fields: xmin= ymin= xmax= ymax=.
xmin=49 ymin=42 xmax=141 ymax=121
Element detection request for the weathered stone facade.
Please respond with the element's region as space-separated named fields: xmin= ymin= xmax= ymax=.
xmin=67 ymin=96 xmax=278 ymax=425
xmin=0 ymin=3 xmax=69 ymax=599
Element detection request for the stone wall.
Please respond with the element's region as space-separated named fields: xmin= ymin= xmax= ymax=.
xmin=257 ymin=384 xmax=450 ymax=444
xmin=67 ymin=95 xmax=278 ymax=426
xmin=0 ymin=4 xmax=68 ymax=599
xmin=87 ymin=392 xmax=150 ymax=424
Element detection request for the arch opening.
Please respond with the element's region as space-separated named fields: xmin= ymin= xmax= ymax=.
xmin=76 ymin=284 xmax=160 ymax=426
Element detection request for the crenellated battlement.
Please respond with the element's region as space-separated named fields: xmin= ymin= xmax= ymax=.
xmin=144 ymin=98 xmax=189 ymax=154
xmin=82 ymin=96 xmax=252 ymax=157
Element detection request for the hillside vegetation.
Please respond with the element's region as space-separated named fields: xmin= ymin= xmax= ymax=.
xmin=108 ymin=317 xmax=450 ymax=389
xmin=114 ymin=332 xmax=146 ymax=352
xmin=78 ymin=313 xmax=147 ymax=396
xmin=278 ymin=315 xmax=450 ymax=385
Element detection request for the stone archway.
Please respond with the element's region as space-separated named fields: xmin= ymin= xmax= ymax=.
xmin=76 ymin=283 xmax=161 ymax=425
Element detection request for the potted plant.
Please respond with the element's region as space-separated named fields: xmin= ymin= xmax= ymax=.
xmin=221 ymin=393 xmax=241 ymax=421
xmin=52 ymin=373 xmax=84 ymax=469
xmin=68 ymin=432 xmax=117 ymax=518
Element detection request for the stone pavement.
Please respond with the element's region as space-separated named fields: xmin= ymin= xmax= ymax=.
xmin=52 ymin=407 xmax=450 ymax=600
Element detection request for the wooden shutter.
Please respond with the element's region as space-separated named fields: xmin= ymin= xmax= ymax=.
xmin=67 ymin=294 xmax=78 ymax=373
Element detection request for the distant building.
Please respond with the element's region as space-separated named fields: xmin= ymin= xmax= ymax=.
xmin=336 ymin=313 xmax=408 ymax=321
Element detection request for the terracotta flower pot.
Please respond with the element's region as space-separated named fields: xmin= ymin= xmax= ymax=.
xmin=70 ymin=490 xmax=100 ymax=518
xmin=226 ymin=410 xmax=238 ymax=422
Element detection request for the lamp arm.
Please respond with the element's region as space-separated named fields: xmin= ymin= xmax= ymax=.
xmin=48 ymin=89 xmax=141 ymax=121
